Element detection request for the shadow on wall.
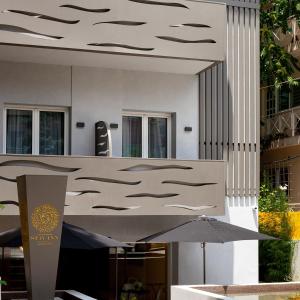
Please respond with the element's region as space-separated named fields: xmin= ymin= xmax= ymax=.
xmin=199 ymin=63 xmax=235 ymax=285
xmin=206 ymin=207 xmax=234 ymax=285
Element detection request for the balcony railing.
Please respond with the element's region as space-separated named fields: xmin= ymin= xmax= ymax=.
xmin=261 ymin=106 xmax=300 ymax=139
xmin=0 ymin=154 xmax=225 ymax=217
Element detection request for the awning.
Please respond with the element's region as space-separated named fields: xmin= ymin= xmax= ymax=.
xmin=0 ymin=0 xmax=226 ymax=74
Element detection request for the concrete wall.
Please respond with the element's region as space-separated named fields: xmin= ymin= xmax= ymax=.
xmin=71 ymin=66 xmax=198 ymax=158
xmin=0 ymin=61 xmax=72 ymax=152
xmin=0 ymin=60 xmax=259 ymax=286
xmin=0 ymin=61 xmax=198 ymax=159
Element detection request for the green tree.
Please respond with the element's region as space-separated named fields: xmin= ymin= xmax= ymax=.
xmin=260 ymin=0 xmax=300 ymax=88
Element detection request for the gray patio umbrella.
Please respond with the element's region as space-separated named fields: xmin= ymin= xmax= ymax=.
xmin=0 ymin=222 xmax=130 ymax=300
xmin=138 ymin=216 xmax=277 ymax=284
xmin=0 ymin=222 xmax=131 ymax=249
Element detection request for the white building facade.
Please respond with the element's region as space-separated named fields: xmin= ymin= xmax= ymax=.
xmin=0 ymin=0 xmax=260 ymax=289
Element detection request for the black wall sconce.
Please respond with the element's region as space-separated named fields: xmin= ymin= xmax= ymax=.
xmin=110 ymin=123 xmax=119 ymax=129
xmin=76 ymin=122 xmax=85 ymax=128
xmin=184 ymin=126 xmax=192 ymax=132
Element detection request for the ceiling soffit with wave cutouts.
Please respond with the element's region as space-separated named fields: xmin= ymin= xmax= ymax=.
xmin=0 ymin=0 xmax=226 ymax=74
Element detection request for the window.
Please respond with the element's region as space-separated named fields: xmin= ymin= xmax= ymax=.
xmin=266 ymin=87 xmax=276 ymax=117
xmin=278 ymin=83 xmax=290 ymax=111
xmin=292 ymin=84 xmax=300 ymax=107
xmin=276 ymin=80 xmax=300 ymax=112
xmin=265 ymin=166 xmax=290 ymax=196
xmin=122 ymin=112 xmax=171 ymax=158
xmin=4 ymin=106 xmax=68 ymax=155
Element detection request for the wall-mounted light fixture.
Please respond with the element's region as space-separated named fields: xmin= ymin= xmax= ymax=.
xmin=76 ymin=122 xmax=85 ymax=128
xmin=110 ymin=123 xmax=119 ymax=129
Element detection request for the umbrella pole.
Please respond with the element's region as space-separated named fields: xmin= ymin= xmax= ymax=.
xmin=115 ymin=248 xmax=118 ymax=300
xmin=201 ymin=242 xmax=206 ymax=284
xmin=1 ymin=247 xmax=4 ymax=275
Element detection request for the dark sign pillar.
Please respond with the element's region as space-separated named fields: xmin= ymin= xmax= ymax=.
xmin=17 ymin=175 xmax=67 ymax=300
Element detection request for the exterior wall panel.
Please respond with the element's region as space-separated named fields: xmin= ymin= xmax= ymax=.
xmin=0 ymin=155 xmax=225 ymax=217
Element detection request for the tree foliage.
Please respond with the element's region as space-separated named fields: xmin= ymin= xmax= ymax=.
xmin=260 ymin=0 xmax=300 ymax=87
xmin=258 ymin=178 xmax=294 ymax=282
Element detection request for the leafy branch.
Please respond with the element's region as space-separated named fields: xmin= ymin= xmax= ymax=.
xmin=260 ymin=0 xmax=300 ymax=88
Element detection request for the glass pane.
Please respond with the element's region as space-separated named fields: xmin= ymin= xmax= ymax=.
xmin=278 ymin=84 xmax=290 ymax=111
xmin=6 ymin=109 xmax=32 ymax=154
xmin=39 ymin=111 xmax=65 ymax=155
xmin=266 ymin=87 xmax=276 ymax=117
xmin=292 ymin=84 xmax=300 ymax=107
xmin=122 ymin=116 xmax=142 ymax=157
xmin=148 ymin=117 xmax=168 ymax=158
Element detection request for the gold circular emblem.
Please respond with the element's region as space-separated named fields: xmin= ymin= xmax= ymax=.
xmin=31 ymin=204 xmax=60 ymax=234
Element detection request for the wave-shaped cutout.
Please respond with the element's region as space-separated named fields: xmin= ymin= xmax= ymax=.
xmin=164 ymin=204 xmax=216 ymax=211
xmin=0 ymin=201 xmax=72 ymax=208
xmin=170 ymin=23 xmax=211 ymax=28
xmin=88 ymin=43 xmax=154 ymax=51
xmin=0 ymin=160 xmax=80 ymax=172
xmin=97 ymin=150 xmax=109 ymax=155
xmin=119 ymin=164 xmax=193 ymax=171
xmin=75 ymin=177 xmax=141 ymax=185
xmin=93 ymin=21 xmax=146 ymax=26
xmin=0 ymin=24 xmax=63 ymax=40
xmin=128 ymin=0 xmax=189 ymax=9
xmin=67 ymin=190 xmax=101 ymax=196
xmin=162 ymin=181 xmax=216 ymax=187
xmin=92 ymin=205 xmax=140 ymax=211
xmin=3 ymin=10 xmax=80 ymax=24
xmin=126 ymin=193 xmax=179 ymax=198
xmin=60 ymin=5 xmax=110 ymax=13
xmin=0 ymin=200 xmax=19 ymax=207
xmin=156 ymin=36 xmax=216 ymax=43
xmin=0 ymin=176 xmax=16 ymax=183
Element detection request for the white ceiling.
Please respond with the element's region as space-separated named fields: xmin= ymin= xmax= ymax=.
xmin=0 ymin=0 xmax=226 ymax=74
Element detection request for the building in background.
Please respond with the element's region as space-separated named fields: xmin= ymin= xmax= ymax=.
xmin=261 ymin=17 xmax=300 ymax=209
xmin=0 ymin=0 xmax=260 ymax=298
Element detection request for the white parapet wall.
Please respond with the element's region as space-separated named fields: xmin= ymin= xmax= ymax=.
xmin=171 ymin=286 xmax=229 ymax=300
xmin=171 ymin=283 xmax=300 ymax=300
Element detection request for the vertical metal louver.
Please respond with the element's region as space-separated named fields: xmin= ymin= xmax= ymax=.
xmin=199 ymin=3 xmax=260 ymax=198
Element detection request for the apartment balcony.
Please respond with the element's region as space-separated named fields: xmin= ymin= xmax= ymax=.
xmin=261 ymin=106 xmax=300 ymax=150
xmin=0 ymin=1 xmax=226 ymax=220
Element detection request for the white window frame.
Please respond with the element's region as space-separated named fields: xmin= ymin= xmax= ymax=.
xmin=122 ymin=111 xmax=171 ymax=158
xmin=3 ymin=105 xmax=69 ymax=155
